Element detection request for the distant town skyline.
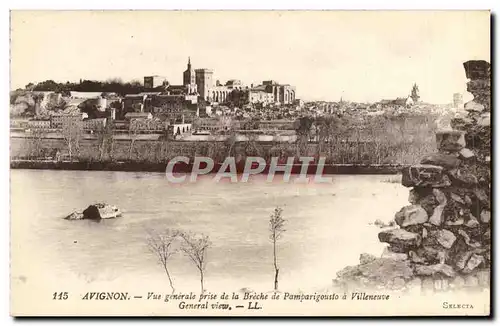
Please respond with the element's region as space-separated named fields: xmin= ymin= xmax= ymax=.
xmin=11 ymin=11 xmax=489 ymax=103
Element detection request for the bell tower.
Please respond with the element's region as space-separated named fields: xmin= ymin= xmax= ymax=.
xmin=183 ymin=57 xmax=197 ymax=95
xmin=183 ymin=57 xmax=196 ymax=86
xmin=410 ymin=83 xmax=420 ymax=103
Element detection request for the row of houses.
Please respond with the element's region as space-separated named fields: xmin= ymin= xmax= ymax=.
xmin=13 ymin=113 xmax=194 ymax=137
xmin=13 ymin=114 xmax=107 ymax=131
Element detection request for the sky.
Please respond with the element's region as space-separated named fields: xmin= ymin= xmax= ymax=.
xmin=10 ymin=10 xmax=490 ymax=103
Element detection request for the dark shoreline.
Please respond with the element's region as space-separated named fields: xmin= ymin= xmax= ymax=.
xmin=10 ymin=160 xmax=405 ymax=175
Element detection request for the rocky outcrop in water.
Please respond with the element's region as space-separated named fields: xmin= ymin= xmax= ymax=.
xmin=333 ymin=60 xmax=491 ymax=293
xmin=64 ymin=203 xmax=122 ymax=220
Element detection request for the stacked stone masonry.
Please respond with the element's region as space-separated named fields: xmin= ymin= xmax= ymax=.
xmin=334 ymin=60 xmax=491 ymax=293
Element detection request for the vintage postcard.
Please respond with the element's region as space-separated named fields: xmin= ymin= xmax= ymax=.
xmin=10 ymin=10 xmax=491 ymax=316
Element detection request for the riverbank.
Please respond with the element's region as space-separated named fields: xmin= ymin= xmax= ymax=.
xmin=10 ymin=159 xmax=406 ymax=174
xmin=11 ymin=133 xmax=433 ymax=167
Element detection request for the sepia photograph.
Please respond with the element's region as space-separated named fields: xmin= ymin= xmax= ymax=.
xmin=9 ymin=10 xmax=491 ymax=317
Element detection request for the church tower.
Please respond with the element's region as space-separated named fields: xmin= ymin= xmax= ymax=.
xmin=183 ymin=57 xmax=196 ymax=86
xmin=410 ymin=83 xmax=420 ymax=103
xmin=183 ymin=57 xmax=197 ymax=95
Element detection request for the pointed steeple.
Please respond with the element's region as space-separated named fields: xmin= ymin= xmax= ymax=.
xmin=183 ymin=56 xmax=195 ymax=86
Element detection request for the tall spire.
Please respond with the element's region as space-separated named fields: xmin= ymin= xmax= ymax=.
xmin=187 ymin=56 xmax=191 ymax=69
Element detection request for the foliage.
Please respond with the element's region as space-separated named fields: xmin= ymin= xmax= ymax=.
xmin=29 ymin=78 xmax=144 ymax=96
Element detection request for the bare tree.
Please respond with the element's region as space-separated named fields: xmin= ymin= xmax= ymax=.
xmin=269 ymin=207 xmax=286 ymax=291
xmin=93 ymin=120 xmax=114 ymax=162
xmin=27 ymin=128 xmax=46 ymax=159
xmin=128 ymin=119 xmax=140 ymax=160
xmin=61 ymin=116 xmax=83 ymax=161
xmin=180 ymin=232 xmax=211 ymax=294
xmin=147 ymin=229 xmax=180 ymax=294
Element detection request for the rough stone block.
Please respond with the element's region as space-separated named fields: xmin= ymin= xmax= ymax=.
xmin=414 ymin=246 xmax=447 ymax=265
xmin=458 ymin=229 xmax=482 ymax=249
xmin=448 ymin=168 xmax=478 ymax=187
xmin=408 ymin=189 xmax=419 ymax=204
xmin=428 ymin=189 xmax=447 ymax=226
xmin=435 ymin=229 xmax=457 ymax=249
xmin=463 ymin=60 xmax=491 ymax=80
xmin=454 ymin=250 xmax=474 ymax=270
xmin=395 ymin=204 xmax=429 ymax=227
xmin=462 ymin=254 xmax=484 ymax=274
xmin=421 ymin=153 xmax=461 ymax=169
xmin=418 ymin=193 xmax=440 ymax=215
xmin=483 ymin=229 xmax=490 ymax=242
xmin=414 ymin=264 xmax=456 ymax=278
xmin=464 ymin=100 xmax=485 ymax=113
xmin=450 ymin=192 xmax=465 ymax=205
xmin=480 ymin=209 xmax=490 ymax=223
xmin=422 ymin=227 xmax=428 ymax=238
xmin=402 ymin=164 xmax=451 ymax=188
xmin=459 ymin=148 xmax=475 ymax=160
xmin=478 ymin=112 xmax=490 ymax=127
xmin=436 ymin=130 xmax=466 ymax=152
xmin=473 ymin=188 xmax=489 ymax=207
xmin=409 ymin=250 xmax=426 ymax=264
xmin=336 ymin=258 xmax=414 ymax=287
xmin=467 ymin=79 xmax=491 ymax=94
xmin=445 ymin=218 xmax=465 ymax=226
xmin=465 ymin=215 xmax=480 ymax=228
xmin=359 ymin=253 xmax=377 ymax=265
xmin=378 ymin=229 xmax=422 ymax=248
xmin=381 ymin=247 xmax=408 ymax=261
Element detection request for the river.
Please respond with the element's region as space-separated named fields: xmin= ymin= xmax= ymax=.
xmin=11 ymin=169 xmax=409 ymax=294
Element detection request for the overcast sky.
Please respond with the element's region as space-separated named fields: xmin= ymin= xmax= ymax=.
xmin=10 ymin=10 xmax=490 ymax=103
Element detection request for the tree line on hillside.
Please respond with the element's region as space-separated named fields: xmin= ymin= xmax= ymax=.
xmin=23 ymin=78 xmax=145 ymax=96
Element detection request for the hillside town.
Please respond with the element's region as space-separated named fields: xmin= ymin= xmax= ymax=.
xmin=10 ymin=57 xmax=466 ymax=143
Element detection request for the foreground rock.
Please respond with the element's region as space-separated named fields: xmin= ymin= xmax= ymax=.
xmin=335 ymin=258 xmax=414 ymax=290
xmin=332 ymin=60 xmax=491 ymax=294
xmin=64 ymin=203 xmax=122 ymax=220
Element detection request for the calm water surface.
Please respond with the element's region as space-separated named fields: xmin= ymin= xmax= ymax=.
xmin=11 ymin=170 xmax=408 ymax=292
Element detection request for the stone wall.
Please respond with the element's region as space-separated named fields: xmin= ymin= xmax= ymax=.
xmin=334 ymin=60 xmax=491 ymax=293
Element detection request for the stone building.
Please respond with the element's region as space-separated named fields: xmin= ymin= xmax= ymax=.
xmin=168 ymin=122 xmax=193 ymax=137
xmin=261 ymin=80 xmax=296 ymax=104
xmin=144 ymin=76 xmax=168 ymax=89
xmin=27 ymin=119 xmax=51 ymax=130
xmin=82 ymin=117 xmax=107 ymax=131
xmin=248 ymin=86 xmax=275 ymax=104
xmin=50 ymin=112 xmax=84 ymax=129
